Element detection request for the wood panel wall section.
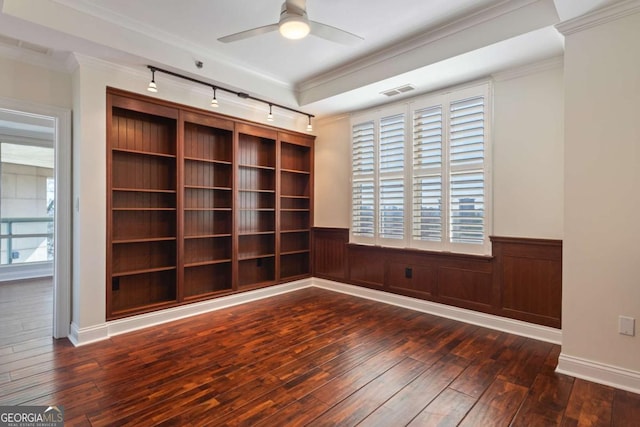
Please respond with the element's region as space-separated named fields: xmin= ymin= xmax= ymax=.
xmin=312 ymin=227 xmax=348 ymax=280
xmin=492 ymin=236 xmax=562 ymax=327
xmin=106 ymin=88 xmax=314 ymax=320
xmin=312 ymin=228 xmax=561 ymax=328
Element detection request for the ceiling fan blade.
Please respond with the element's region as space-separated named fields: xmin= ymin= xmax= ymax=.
xmin=217 ymin=23 xmax=279 ymax=43
xmin=309 ymin=21 xmax=363 ymax=45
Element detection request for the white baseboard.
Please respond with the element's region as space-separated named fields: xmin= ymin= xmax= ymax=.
xmin=69 ymin=277 xmax=561 ymax=346
xmin=68 ymin=321 xmax=109 ymax=346
xmin=312 ymin=278 xmax=562 ymax=344
xmin=556 ymin=353 xmax=640 ymax=394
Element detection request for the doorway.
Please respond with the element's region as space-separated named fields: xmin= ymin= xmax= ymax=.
xmin=0 ymin=99 xmax=71 ymax=339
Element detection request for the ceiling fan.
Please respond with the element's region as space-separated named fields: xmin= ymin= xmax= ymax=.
xmin=217 ymin=0 xmax=363 ymax=45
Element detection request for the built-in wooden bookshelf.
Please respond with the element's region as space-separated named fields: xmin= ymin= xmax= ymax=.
xmin=279 ymin=132 xmax=313 ymax=281
xmin=107 ymin=96 xmax=179 ymax=317
xmin=106 ymin=89 xmax=314 ymax=319
xmin=236 ymin=124 xmax=277 ymax=289
xmin=182 ymin=112 xmax=234 ymax=300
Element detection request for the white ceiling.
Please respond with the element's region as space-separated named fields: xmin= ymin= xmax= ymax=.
xmin=0 ymin=0 xmax=620 ymax=118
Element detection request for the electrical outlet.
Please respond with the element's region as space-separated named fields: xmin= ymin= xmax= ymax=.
xmin=619 ymin=316 xmax=635 ymax=336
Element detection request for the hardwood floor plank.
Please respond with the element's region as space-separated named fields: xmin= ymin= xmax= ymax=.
xmin=450 ymin=328 xmax=506 ymax=360
xmin=449 ymin=357 xmax=505 ymax=398
xmin=1 ymin=282 xmax=638 ymax=427
xmin=309 ymin=337 xmax=419 ymax=407
xmin=407 ymin=388 xmax=476 ymax=427
xmin=613 ymin=389 xmax=640 ymax=427
xmin=255 ymin=395 xmax=329 ymax=427
xmin=204 ymin=337 xmax=391 ymax=425
xmin=511 ymin=373 xmax=575 ymax=426
xmin=458 ymin=379 xmax=529 ymax=426
xmin=306 ymin=356 xmax=427 ymax=426
xmin=542 ymin=344 xmax=562 ymax=375
xmin=497 ymin=337 xmax=553 ymax=387
xmin=359 ymin=354 xmax=468 ymax=427
xmin=62 ymin=414 xmax=92 ymax=427
xmin=89 ymin=291 xmax=409 ymax=425
xmin=562 ymin=379 xmax=614 ymax=427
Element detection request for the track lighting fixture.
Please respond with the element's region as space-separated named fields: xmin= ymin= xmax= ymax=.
xmin=211 ymin=87 xmax=219 ymax=108
xmin=147 ymin=68 xmax=157 ymax=93
xmin=145 ymin=65 xmax=314 ymax=131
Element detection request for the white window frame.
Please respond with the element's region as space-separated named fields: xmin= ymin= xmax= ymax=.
xmin=350 ymin=82 xmax=492 ymax=256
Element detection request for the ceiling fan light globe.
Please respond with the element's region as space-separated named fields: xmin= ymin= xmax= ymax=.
xmin=279 ymin=16 xmax=310 ymax=40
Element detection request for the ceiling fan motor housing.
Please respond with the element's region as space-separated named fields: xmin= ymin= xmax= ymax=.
xmin=279 ymin=1 xmax=310 ymax=39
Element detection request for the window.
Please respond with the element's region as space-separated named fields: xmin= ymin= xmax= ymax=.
xmin=350 ymin=83 xmax=491 ymax=255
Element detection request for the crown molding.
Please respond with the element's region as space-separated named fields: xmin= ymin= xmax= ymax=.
xmin=297 ymin=0 xmax=554 ymax=93
xmin=491 ymin=55 xmax=563 ymax=82
xmin=556 ymin=0 xmax=640 ymax=35
xmin=315 ymin=113 xmax=351 ymax=127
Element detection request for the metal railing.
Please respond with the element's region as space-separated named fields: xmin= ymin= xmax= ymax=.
xmin=0 ymin=217 xmax=54 ymax=265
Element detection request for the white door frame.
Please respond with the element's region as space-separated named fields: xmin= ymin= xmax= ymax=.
xmin=0 ymin=97 xmax=72 ymax=339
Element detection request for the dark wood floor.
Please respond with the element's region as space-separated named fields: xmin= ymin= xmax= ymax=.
xmin=1 ymin=280 xmax=639 ymax=426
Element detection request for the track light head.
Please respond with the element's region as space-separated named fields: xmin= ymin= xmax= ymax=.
xmin=267 ymin=104 xmax=274 ymax=122
xmin=306 ymin=115 xmax=313 ymax=132
xmin=147 ymin=68 xmax=158 ymax=93
xmin=211 ymin=87 xmax=219 ymax=108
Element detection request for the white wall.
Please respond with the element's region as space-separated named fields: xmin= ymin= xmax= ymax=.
xmin=314 ymin=115 xmax=351 ymax=228
xmin=0 ymin=56 xmax=72 ymax=108
xmin=560 ymin=9 xmax=640 ymax=381
xmin=493 ymin=63 xmax=564 ymax=239
xmin=313 ymin=64 xmax=566 ymax=241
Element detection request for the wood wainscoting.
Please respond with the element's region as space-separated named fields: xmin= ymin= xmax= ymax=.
xmin=312 ymin=228 xmax=562 ymax=328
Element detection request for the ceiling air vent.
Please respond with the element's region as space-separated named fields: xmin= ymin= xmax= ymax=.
xmin=381 ymin=84 xmax=415 ymax=97
xmin=0 ymin=34 xmax=51 ymax=55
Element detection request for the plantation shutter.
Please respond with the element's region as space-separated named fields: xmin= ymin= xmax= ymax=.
xmin=412 ymin=105 xmax=443 ymax=243
xmin=379 ymin=114 xmax=405 ymax=240
xmin=352 ymin=121 xmax=375 ymax=238
xmin=351 ymin=83 xmax=490 ymax=254
xmin=449 ymin=96 xmax=485 ymax=245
